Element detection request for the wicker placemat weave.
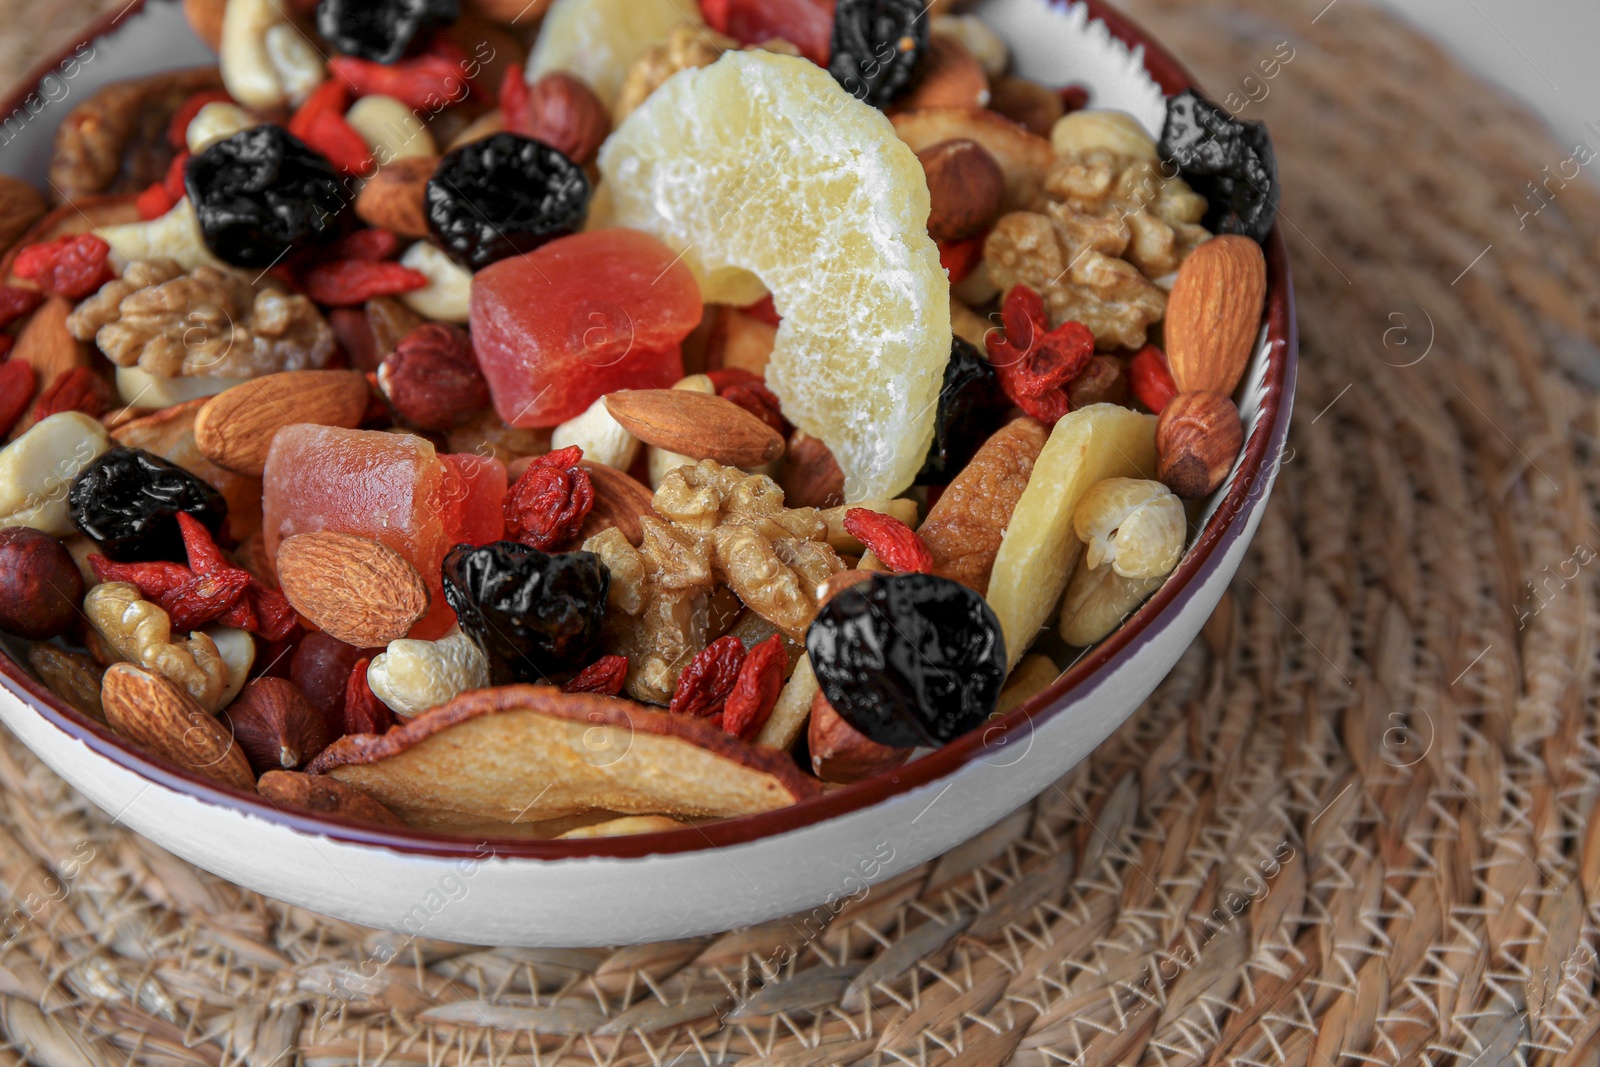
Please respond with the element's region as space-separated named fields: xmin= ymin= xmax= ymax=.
xmin=4 ymin=0 xmax=1600 ymax=1063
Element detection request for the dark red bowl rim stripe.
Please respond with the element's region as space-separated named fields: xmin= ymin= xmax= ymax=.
xmin=0 ymin=0 xmax=1298 ymax=861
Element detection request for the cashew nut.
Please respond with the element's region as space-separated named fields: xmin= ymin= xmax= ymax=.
xmin=115 ymin=366 xmax=248 ymax=408
xmin=1058 ymin=560 xmax=1165 ymax=647
xmin=186 ymin=101 xmax=259 ymax=154
xmin=1072 ymin=478 xmax=1186 ymax=580
xmin=552 ymin=394 xmax=639 ymax=470
xmin=398 ymin=242 xmax=472 ymax=323
xmin=1050 ymin=109 xmax=1159 ymax=161
xmin=206 ymin=626 xmax=256 ymax=708
xmin=367 ymin=627 xmax=490 ymax=718
xmin=96 ymin=199 xmax=222 ymax=273
xmin=647 ymin=374 xmax=715 ymax=488
xmin=85 ymin=582 xmax=230 ymax=712
xmin=0 ymin=412 xmax=111 ymax=536
xmin=346 ymin=95 xmax=436 ymax=165
xmin=263 ymin=22 xmax=325 ymax=107
xmin=219 ymin=0 xmax=290 ymax=109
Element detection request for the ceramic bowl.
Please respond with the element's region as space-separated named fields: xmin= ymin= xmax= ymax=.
xmin=0 ymin=0 xmax=1296 ymax=946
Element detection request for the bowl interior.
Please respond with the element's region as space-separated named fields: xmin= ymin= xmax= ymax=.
xmin=0 ymin=0 xmax=1295 ymax=860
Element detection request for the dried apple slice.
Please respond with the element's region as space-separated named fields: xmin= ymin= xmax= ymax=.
xmin=598 ymin=50 xmax=951 ymax=500
xmin=306 ymin=686 xmax=820 ymax=830
xmin=986 ymin=404 xmax=1157 ymax=667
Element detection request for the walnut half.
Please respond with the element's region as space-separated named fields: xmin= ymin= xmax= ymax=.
xmin=84 ymin=582 xmax=229 ymax=712
xmin=67 ymin=259 xmax=335 ymax=379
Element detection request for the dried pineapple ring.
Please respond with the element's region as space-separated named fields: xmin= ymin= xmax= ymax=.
xmin=598 ymin=51 xmax=951 ymax=500
xmin=526 ymin=0 xmax=703 ymax=110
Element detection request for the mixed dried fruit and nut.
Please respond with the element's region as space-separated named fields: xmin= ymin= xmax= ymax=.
xmin=0 ymin=0 xmax=1278 ymax=836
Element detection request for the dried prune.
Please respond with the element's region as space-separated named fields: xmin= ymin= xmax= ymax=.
xmin=829 ymin=0 xmax=928 ymax=108
xmin=426 ymin=133 xmax=590 ymax=271
xmin=806 ymin=573 xmax=1006 ymax=748
xmin=68 ymin=447 xmax=228 ymax=562
xmin=915 ymin=336 xmax=1007 ymax=484
xmin=186 ymin=126 xmax=348 ymax=268
xmin=317 ymin=0 xmax=459 ymax=65
xmin=442 ymin=541 xmax=608 ymax=685
xmin=1158 ymin=89 xmax=1279 ymax=243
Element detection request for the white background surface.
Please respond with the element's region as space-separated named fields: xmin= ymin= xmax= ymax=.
xmin=1368 ymin=0 xmax=1600 ymax=153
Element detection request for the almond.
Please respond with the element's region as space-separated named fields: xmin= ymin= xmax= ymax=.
xmin=257 ymin=769 xmax=404 ymax=827
xmin=8 ymin=297 xmax=90 ymax=440
xmin=355 ymin=155 xmax=437 ymax=238
xmin=1155 ymin=391 xmax=1243 ymax=499
xmin=276 ymin=532 xmax=431 ymax=647
xmin=1163 ymin=235 xmax=1266 ymax=397
xmin=895 ymin=34 xmax=989 ymax=112
xmin=101 ymin=663 xmax=257 ymax=792
xmin=0 ymin=176 xmax=47 ymax=254
xmin=987 ymin=75 xmax=1065 ymax=138
xmin=577 ymin=460 xmax=655 ymax=546
xmin=194 ymin=370 xmax=370 ymax=476
xmin=182 ymin=0 xmax=224 ymax=50
xmin=605 ymin=389 xmax=785 ymax=468
xmin=807 ymin=691 xmax=910 ymax=784
xmin=917 ymin=138 xmax=1006 ymax=243
xmin=522 ymin=73 xmax=611 ymax=167
xmin=221 ymin=677 xmax=330 ymax=775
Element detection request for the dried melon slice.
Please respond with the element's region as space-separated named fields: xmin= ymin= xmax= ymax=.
xmin=598 ymin=50 xmax=951 ymax=500
xmin=986 ymin=404 xmax=1158 ymax=667
xmin=526 ymin=0 xmax=703 ymax=110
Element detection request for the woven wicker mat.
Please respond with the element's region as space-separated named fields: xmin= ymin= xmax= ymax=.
xmin=4 ymin=0 xmax=1600 ymax=1063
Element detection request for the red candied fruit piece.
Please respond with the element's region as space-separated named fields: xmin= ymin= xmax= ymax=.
xmin=702 ymin=0 xmax=833 ymax=65
xmin=471 ymin=228 xmax=703 ymax=427
xmin=262 ymin=425 xmax=506 ymax=639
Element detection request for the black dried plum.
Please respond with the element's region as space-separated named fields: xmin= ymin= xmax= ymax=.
xmin=806 ymin=573 xmax=1006 ymax=748
xmin=68 ymin=447 xmax=228 ymax=562
xmin=186 ymin=126 xmax=348 ymax=269
xmin=1158 ymin=89 xmax=1279 ymax=243
xmin=829 ymin=0 xmax=929 ymax=108
xmin=426 ymin=134 xmax=590 ymax=271
xmin=317 ymin=0 xmax=459 ymax=64
xmin=915 ymin=336 xmax=1008 ymax=485
xmin=442 ymin=541 xmax=608 ymax=685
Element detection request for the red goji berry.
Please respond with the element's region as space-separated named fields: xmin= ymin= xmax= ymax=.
xmin=742 ymin=293 xmax=781 ymax=327
xmin=90 ymin=556 xmax=192 ymax=596
xmin=704 ymin=367 xmax=760 ymax=391
xmin=1016 ymin=321 xmax=1093 ymax=398
xmin=0 ymin=286 xmax=45 ymax=331
xmin=302 ymin=107 xmax=374 ymax=175
xmin=288 ymin=80 xmax=349 ymax=142
xmin=721 ymin=635 xmax=787 ymax=740
xmin=939 ymin=233 xmax=985 ymax=284
xmin=342 ymin=657 xmax=395 ymax=736
xmin=163 ymin=150 xmax=191 ymax=203
xmin=499 ymin=64 xmax=532 ymax=136
xmin=167 ymin=88 xmax=234 ymax=149
xmin=300 ymin=260 xmax=428 ymax=306
xmin=562 ymin=655 xmax=629 ymax=696
xmin=1128 ymin=344 xmax=1178 ymax=414
xmin=161 ymin=567 xmax=255 ymax=632
xmin=669 ymin=635 xmax=747 ymax=718
xmin=136 ymin=180 xmax=176 ymax=220
xmin=322 ymin=228 xmax=399 ymax=262
xmin=722 ymin=380 xmax=790 ymax=438
xmin=984 ymin=285 xmax=1093 ymax=426
xmin=12 ymin=234 xmax=113 ymax=299
xmin=843 ymin=507 xmax=934 ymax=574
xmin=504 ymin=445 xmax=595 ymax=551
xmin=0 ymin=336 xmax=13 ymax=360
xmin=329 ymin=53 xmax=472 ymax=111
xmin=32 ymin=367 xmax=116 ymax=421
xmin=0 ymin=359 xmax=36 ymax=438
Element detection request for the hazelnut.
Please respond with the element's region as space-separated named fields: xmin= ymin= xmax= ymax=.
xmin=0 ymin=527 xmax=85 ymax=640
xmin=522 ymin=73 xmax=611 ymax=167
xmin=291 ymin=631 xmax=372 ymax=736
xmin=1156 ymin=391 xmax=1244 ymax=499
xmin=781 ymin=430 xmax=845 ymax=508
xmin=378 ymin=323 xmax=491 ymax=431
xmin=808 ymin=691 xmax=911 ymax=783
xmin=988 ymin=75 xmax=1066 ymax=138
xmin=917 ymin=139 xmax=1006 ymax=243
xmin=221 ymin=677 xmax=331 ymax=776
